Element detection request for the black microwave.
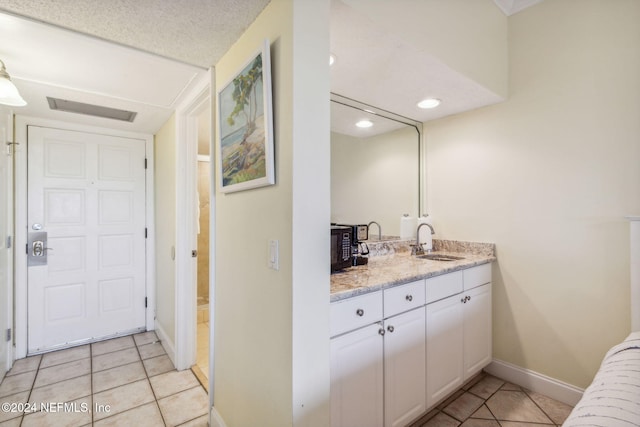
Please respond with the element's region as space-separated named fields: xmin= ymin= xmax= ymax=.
xmin=331 ymin=226 xmax=352 ymax=271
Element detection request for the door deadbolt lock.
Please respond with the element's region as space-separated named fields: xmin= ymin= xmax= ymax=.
xmin=28 ymin=231 xmax=50 ymax=266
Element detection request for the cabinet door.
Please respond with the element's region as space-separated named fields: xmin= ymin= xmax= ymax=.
xmin=384 ymin=307 xmax=426 ymax=427
xmin=331 ymin=323 xmax=384 ymax=427
xmin=426 ymin=294 xmax=463 ymax=409
xmin=463 ymin=283 xmax=492 ymax=380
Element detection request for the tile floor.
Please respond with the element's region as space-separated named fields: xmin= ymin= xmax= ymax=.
xmin=190 ymin=322 xmax=210 ymax=391
xmin=409 ymin=372 xmax=574 ymax=427
xmin=0 ymin=332 xmax=209 ymax=427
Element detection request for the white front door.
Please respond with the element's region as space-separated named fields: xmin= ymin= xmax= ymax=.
xmin=0 ymin=114 xmax=12 ymax=378
xmin=27 ymin=126 xmax=147 ymax=353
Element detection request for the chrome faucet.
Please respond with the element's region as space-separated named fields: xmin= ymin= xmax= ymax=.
xmin=367 ymin=221 xmax=382 ymax=240
xmin=412 ymin=222 xmax=435 ymax=255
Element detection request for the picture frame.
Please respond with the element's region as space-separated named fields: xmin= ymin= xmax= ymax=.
xmin=216 ymin=39 xmax=275 ymax=193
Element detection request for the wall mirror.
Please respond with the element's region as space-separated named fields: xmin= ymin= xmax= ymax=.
xmin=330 ymin=94 xmax=422 ymax=240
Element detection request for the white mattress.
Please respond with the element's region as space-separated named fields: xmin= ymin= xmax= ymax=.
xmin=563 ymin=332 xmax=640 ymax=426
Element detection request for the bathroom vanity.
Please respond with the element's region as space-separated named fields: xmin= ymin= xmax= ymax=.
xmin=330 ymin=239 xmax=495 ymax=427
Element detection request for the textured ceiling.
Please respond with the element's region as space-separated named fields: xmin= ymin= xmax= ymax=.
xmin=0 ymin=0 xmax=271 ymax=68
xmin=0 ymin=0 xmax=543 ymax=135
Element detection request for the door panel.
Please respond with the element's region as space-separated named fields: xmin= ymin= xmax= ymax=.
xmin=27 ymin=126 xmax=147 ymax=353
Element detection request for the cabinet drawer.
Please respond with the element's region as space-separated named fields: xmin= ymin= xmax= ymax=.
xmin=330 ymin=291 xmax=383 ymax=337
xmin=383 ymin=280 xmax=425 ymax=318
xmin=463 ymin=263 xmax=492 ymax=291
xmin=426 ymin=271 xmax=463 ymax=304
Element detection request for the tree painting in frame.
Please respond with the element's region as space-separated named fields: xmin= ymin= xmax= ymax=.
xmin=217 ymin=39 xmax=274 ymax=193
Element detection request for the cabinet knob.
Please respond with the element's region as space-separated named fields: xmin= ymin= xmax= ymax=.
xmin=467 ymin=295 xmax=472 ymax=302
xmin=387 ymin=325 xmax=395 ymax=333
xmin=461 ymin=297 xmax=466 ymax=304
xmin=378 ymin=328 xmax=385 ymax=336
xmin=405 ymin=294 xmax=413 ymax=302
xmin=356 ymin=308 xmax=364 ymax=317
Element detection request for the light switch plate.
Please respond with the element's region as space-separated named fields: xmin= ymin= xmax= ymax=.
xmin=268 ymin=239 xmax=279 ymax=270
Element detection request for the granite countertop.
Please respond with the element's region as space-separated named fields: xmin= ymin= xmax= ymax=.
xmin=330 ymin=239 xmax=496 ymax=302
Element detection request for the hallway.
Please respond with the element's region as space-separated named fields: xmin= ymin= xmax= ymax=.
xmin=0 ymin=332 xmax=208 ymax=426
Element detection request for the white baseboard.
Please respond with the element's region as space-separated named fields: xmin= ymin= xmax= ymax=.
xmin=153 ymin=323 xmax=176 ymax=368
xmin=485 ymin=359 xmax=584 ymax=406
xmin=211 ymin=406 xmax=227 ymax=427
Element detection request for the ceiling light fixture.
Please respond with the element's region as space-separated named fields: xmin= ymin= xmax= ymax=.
xmin=417 ymin=98 xmax=441 ymax=109
xmin=356 ymin=119 xmax=373 ymax=128
xmin=329 ymin=54 xmax=336 ymax=66
xmin=0 ymin=59 xmax=27 ymax=107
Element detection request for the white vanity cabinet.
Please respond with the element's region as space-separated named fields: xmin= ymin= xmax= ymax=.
xmin=331 ymin=322 xmax=385 ymax=427
xmin=382 ymin=280 xmax=426 ymax=427
xmin=330 ymin=262 xmax=492 ymax=427
xmin=330 ymin=280 xmax=426 ymax=427
xmin=330 ymin=291 xmax=384 ymax=427
xmin=383 ymin=306 xmax=426 ymax=427
xmin=426 ymin=264 xmax=492 ymax=408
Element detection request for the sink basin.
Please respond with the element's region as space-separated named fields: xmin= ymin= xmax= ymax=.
xmin=416 ymin=254 xmax=465 ymax=262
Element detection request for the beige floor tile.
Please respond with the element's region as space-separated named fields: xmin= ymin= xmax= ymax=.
xmin=142 ymin=355 xmax=175 ymax=377
xmin=92 ymin=362 xmax=146 ymax=393
xmin=438 ymin=389 xmax=466 ymax=410
xmin=0 ymin=391 xmax=29 ymax=423
xmin=93 ymin=402 xmax=164 ymax=427
xmin=158 ymin=387 xmax=208 ymax=427
xmin=0 ymin=370 xmax=36 ymax=398
xmin=34 ymin=358 xmax=90 ymax=388
xmin=21 ymin=396 xmax=92 ymax=427
xmin=177 ymin=414 xmax=209 ymax=426
xmin=469 ymin=375 xmax=504 ymax=400
xmin=524 ymin=390 xmax=573 ymax=425
xmin=29 ymin=375 xmax=91 ymax=406
xmin=422 ymin=412 xmax=460 ymax=427
xmin=460 ymin=419 xmax=500 ymax=427
xmin=0 ymin=416 xmax=22 ymax=426
xmin=138 ymin=342 xmax=166 ymax=360
xmin=470 ymin=405 xmax=495 ymax=420
xmin=443 ymin=392 xmax=484 ymax=421
xmin=5 ymin=356 xmax=41 ymax=377
xmin=92 ymin=347 xmax=140 ymax=373
xmin=150 ymin=370 xmax=199 ymax=399
xmin=40 ymin=346 xmax=90 ymax=369
xmin=462 ymin=373 xmax=486 ymax=391
xmin=133 ymin=331 xmax=159 ymax=347
xmin=91 ymin=336 xmax=135 ymax=356
xmin=500 ymin=382 xmax=523 ymax=391
xmin=92 ymin=379 xmax=155 ymax=421
xmin=486 ymin=391 xmax=553 ymax=424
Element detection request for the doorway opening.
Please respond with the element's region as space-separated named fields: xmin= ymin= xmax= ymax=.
xmin=192 ymin=107 xmax=211 ymax=389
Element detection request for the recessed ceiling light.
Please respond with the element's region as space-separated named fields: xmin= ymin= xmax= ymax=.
xmin=356 ymin=119 xmax=373 ymax=128
xmin=329 ymin=54 xmax=336 ymax=66
xmin=417 ymin=98 xmax=441 ymax=109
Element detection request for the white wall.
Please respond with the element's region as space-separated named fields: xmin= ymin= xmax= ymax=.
xmin=154 ymin=114 xmax=177 ymax=348
xmin=425 ymin=0 xmax=640 ymax=388
xmin=331 ymin=127 xmax=419 ymax=236
xmin=213 ymin=0 xmax=330 ymax=426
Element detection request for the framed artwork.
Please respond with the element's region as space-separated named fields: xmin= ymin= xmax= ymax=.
xmin=217 ymin=39 xmax=274 ymax=193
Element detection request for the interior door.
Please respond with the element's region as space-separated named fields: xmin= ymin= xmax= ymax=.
xmin=0 ymin=114 xmax=11 ymax=378
xmin=27 ymin=126 xmax=147 ymax=353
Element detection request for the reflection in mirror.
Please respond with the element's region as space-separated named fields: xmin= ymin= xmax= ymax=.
xmin=331 ymin=96 xmax=421 ymax=240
